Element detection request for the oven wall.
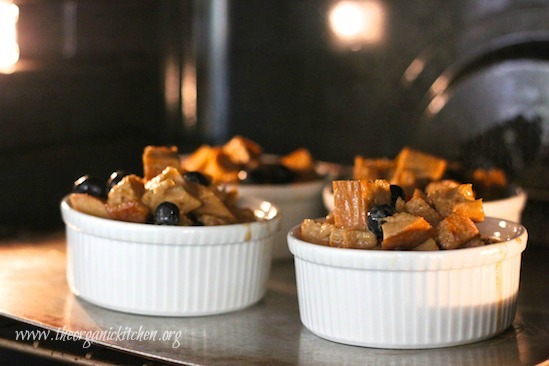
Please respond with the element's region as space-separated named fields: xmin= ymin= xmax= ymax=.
xmin=0 ymin=0 xmax=547 ymax=239
xmin=0 ymin=1 xmax=184 ymax=232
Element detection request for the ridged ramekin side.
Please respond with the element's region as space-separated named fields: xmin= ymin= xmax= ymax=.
xmin=66 ymin=227 xmax=273 ymax=316
xmin=291 ymin=242 xmax=524 ymax=349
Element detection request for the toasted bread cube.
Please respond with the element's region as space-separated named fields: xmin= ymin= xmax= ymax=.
xmin=395 ymin=196 xmax=407 ymax=212
xmin=436 ymin=213 xmax=480 ymax=250
xmin=360 ymin=179 xmax=391 ymax=212
xmin=353 ymin=156 xmax=394 ymax=180
xmin=381 ymin=212 xmax=436 ymax=250
xmin=222 ymin=135 xmax=262 ymax=166
xmin=106 ymin=174 xmax=150 ymax=223
xmin=300 ymin=219 xmax=333 ymax=246
xmin=69 ymin=193 xmax=110 ymax=219
xmin=280 ymin=148 xmax=314 ymax=171
xmin=425 ymin=180 xmax=460 ymax=196
xmin=389 ymin=169 xmax=420 ymax=199
xmin=324 ymin=212 xmax=335 ymax=224
xmin=413 ymin=238 xmax=440 ymax=251
xmin=411 ymin=187 xmax=430 ymax=201
xmin=329 ymin=227 xmax=378 ymax=249
xmin=144 ymin=166 xmax=184 ymax=189
xmin=191 ymin=183 xmax=237 ymax=224
xmin=453 ymin=199 xmax=485 ymax=222
xmin=462 ymin=237 xmax=486 ymax=248
xmin=106 ymin=201 xmax=150 ymax=223
xmin=214 ymin=187 xmax=239 ymax=208
xmin=142 ymin=169 xmax=202 ymax=214
xmin=472 ymin=168 xmax=507 ymax=188
xmin=332 ymin=180 xmax=367 ymax=229
xmin=142 ymin=146 xmax=181 ymax=181
xmin=392 ymin=147 xmax=447 ymax=182
xmin=404 ymin=196 xmax=443 ymax=227
xmin=428 ymin=182 xmax=484 ymax=222
xmin=300 ymin=218 xmax=377 ymax=249
xmin=108 ymin=175 xmax=145 ymax=205
xmin=202 ymin=147 xmax=239 ymax=183
xmin=471 ymin=168 xmax=509 ymax=200
xmin=181 ymin=144 xmax=213 ymax=172
xmin=231 ymin=207 xmax=256 ymax=223
xmin=143 ymin=180 xmax=201 ymax=214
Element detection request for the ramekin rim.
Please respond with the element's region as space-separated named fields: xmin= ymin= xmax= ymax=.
xmin=61 ymin=194 xmax=280 ymax=245
xmin=287 ymin=217 xmax=528 ymax=270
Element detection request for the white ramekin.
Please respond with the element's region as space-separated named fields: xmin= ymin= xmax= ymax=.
xmin=236 ymin=179 xmax=327 ymax=260
xmin=482 ymin=188 xmax=527 ymax=223
xmin=288 ymin=217 xmax=527 ymax=349
xmin=61 ymin=195 xmax=280 ymax=317
xmin=323 ymin=185 xmax=528 ymax=223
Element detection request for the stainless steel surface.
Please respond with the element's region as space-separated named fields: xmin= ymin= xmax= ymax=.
xmin=0 ymin=232 xmax=548 ymax=365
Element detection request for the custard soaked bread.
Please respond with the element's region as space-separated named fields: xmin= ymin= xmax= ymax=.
xmin=353 ymin=146 xmax=510 ymax=201
xmin=181 ymin=135 xmax=320 ymax=184
xmin=69 ymin=145 xmax=256 ymax=226
xmin=302 ymin=178 xmax=487 ymax=250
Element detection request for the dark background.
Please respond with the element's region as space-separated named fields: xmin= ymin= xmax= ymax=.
xmin=0 ymin=0 xmax=547 ymax=239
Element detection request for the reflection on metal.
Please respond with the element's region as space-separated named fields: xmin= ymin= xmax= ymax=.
xmin=0 ymin=234 xmax=548 ymax=364
xmin=401 ymin=8 xmax=549 ymax=127
xmin=426 ymin=93 xmax=448 ymax=118
xmin=430 ymin=74 xmax=451 ymax=97
xmin=164 ymin=56 xmax=180 ymax=115
xmin=402 ymin=58 xmax=426 ymax=86
xmin=328 ymin=0 xmax=384 ymax=50
xmin=0 ymin=338 xmax=113 ymax=366
xmin=198 ymin=0 xmax=230 ymax=143
xmin=182 ymin=61 xmax=197 ymax=128
xmin=62 ymin=1 xmax=77 ymax=58
xmin=0 ymin=1 xmax=19 ymax=73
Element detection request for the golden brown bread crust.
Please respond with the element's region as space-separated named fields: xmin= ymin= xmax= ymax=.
xmin=222 ymin=135 xmax=262 ymax=166
xmin=300 ymin=219 xmax=377 ymax=249
xmin=436 ymin=213 xmax=480 ymax=250
xmin=143 ymin=146 xmax=181 ymax=181
xmin=353 ymin=156 xmax=394 ymax=181
xmin=303 ymin=178 xmax=488 ymax=251
xmin=68 ymin=146 xmax=258 ymax=226
xmin=427 ymin=182 xmax=484 ymax=222
xmin=381 ymin=212 xmax=436 ymax=250
xmin=180 ymin=136 xmax=319 ymax=184
xmin=360 ymin=179 xmax=391 ymax=212
xmin=106 ymin=201 xmax=150 ymax=223
xmin=352 ymin=147 xmax=510 ymax=201
xmin=69 ymin=193 xmax=110 ymax=219
xmin=332 ymin=180 xmax=367 ymax=229
xmin=404 ymin=196 xmax=442 ymax=227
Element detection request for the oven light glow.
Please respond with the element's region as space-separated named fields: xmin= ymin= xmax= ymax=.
xmin=402 ymin=58 xmax=426 ymax=86
xmin=328 ymin=1 xmax=384 ymax=49
xmin=427 ymin=94 xmax=448 ymax=117
xmin=182 ymin=62 xmax=197 ymax=128
xmin=0 ymin=1 xmax=19 ymax=73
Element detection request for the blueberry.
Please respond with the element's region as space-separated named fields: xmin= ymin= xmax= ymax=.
xmin=390 ymin=184 xmax=405 ymax=206
xmin=367 ymin=204 xmax=396 ymax=239
xmin=183 ymin=171 xmax=211 ymax=186
xmin=268 ymin=164 xmax=296 ymax=184
xmin=154 ymin=202 xmax=180 ymax=225
xmin=72 ymin=175 xmax=107 ymax=198
xmin=238 ymin=167 xmax=265 ymax=184
xmin=239 ymin=164 xmax=295 ymax=184
xmin=107 ymin=170 xmax=130 ymax=191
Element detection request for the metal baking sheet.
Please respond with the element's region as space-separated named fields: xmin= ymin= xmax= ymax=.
xmin=0 ymin=233 xmax=547 ymax=365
